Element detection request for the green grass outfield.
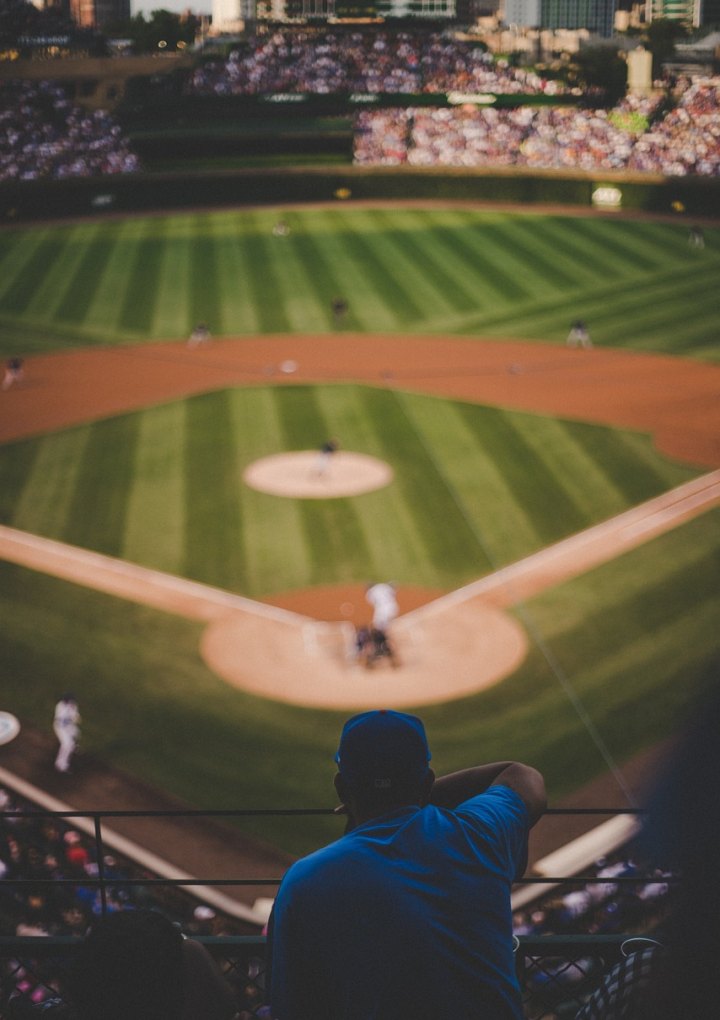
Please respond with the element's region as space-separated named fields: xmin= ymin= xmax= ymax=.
xmin=0 ymin=207 xmax=718 ymax=359
xmin=1 ymin=206 xmax=719 ymax=857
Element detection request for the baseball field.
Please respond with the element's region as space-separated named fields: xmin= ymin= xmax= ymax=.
xmin=1 ymin=205 xmax=719 ymax=856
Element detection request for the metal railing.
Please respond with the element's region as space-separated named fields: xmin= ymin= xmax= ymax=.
xmin=0 ymin=933 xmax=661 ymax=1019
xmin=0 ymin=805 xmax=654 ymax=908
xmin=0 ymin=806 xmax=670 ymax=1019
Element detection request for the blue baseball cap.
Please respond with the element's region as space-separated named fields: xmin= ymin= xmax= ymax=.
xmin=335 ymin=710 xmax=431 ymax=789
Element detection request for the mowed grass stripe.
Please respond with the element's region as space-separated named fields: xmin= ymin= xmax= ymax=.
xmin=332 ymin=210 xmax=426 ymax=326
xmin=646 ymin=314 xmax=720 ymax=359
xmin=378 ymin=210 xmax=484 ymax=314
xmin=396 ymin=393 xmax=540 ymax=568
xmin=362 ymin=388 xmax=492 ymax=582
xmin=302 ymin=211 xmax=405 ymax=332
xmin=54 ymin=225 xmax=117 ymax=326
xmin=23 ymin=226 xmax=91 ymax=323
xmin=508 ymin=415 xmax=631 ymax=526
xmin=549 ymin=549 xmax=720 ymax=687
xmin=426 ymin=213 xmax=537 ymax=309
xmin=533 ymin=217 xmax=626 ymax=283
xmin=239 ymin=212 xmax=292 ymax=333
xmin=188 ymin=215 xmax=221 ymax=333
xmin=151 ymin=217 xmax=191 ymax=339
xmin=118 ymin=220 xmax=165 ymax=335
xmin=584 ymin=269 xmax=720 ymax=349
xmin=369 ymin=210 xmax=465 ymax=320
xmin=0 ymin=230 xmax=22 ymax=284
xmin=183 ymin=390 xmax=245 ymax=590
xmin=463 ymin=219 xmax=574 ymax=302
xmin=497 ymin=217 xmax=586 ymax=290
xmin=471 ymin=259 xmax=720 ymax=342
xmin=264 ymin=216 xmax=341 ymax=332
xmin=314 ymin=386 xmax=437 ymax=584
xmin=274 ymin=386 xmax=372 ymax=584
xmin=420 ymin=211 xmax=533 ymax=305
xmin=62 ymin=415 xmax=139 ymax=556
xmin=285 ymin=218 xmax=371 ymax=330
xmin=525 ymin=500 xmax=719 ymax=643
xmin=243 ymin=212 xmax=320 ymax=333
xmin=230 ymin=387 xmax=311 ymax=596
xmin=601 ymin=219 xmax=687 ymax=267
xmin=123 ymin=402 xmax=186 ymax=576
xmin=82 ymin=220 xmax=137 ymax=337
xmin=598 ymin=282 xmax=720 ymax=348
xmin=214 ymin=215 xmax=260 ymax=336
xmin=559 ymin=217 xmax=663 ymax=274
xmin=458 ymin=404 xmax=586 ymax=546
xmin=1 ymin=231 xmax=68 ymax=316
xmin=583 ymin=419 xmax=693 ymax=504
xmin=579 ymin=600 xmax=720 ymax=743
xmin=0 ymin=228 xmax=56 ymax=307
xmin=11 ymin=427 xmax=92 ymax=539
xmin=0 ymin=437 xmax=41 ymax=525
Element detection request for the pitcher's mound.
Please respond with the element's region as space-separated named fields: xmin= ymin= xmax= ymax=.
xmin=243 ymin=451 xmax=393 ymax=498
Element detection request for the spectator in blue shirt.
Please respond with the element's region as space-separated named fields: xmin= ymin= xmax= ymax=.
xmin=267 ymin=709 xmax=546 ymax=1020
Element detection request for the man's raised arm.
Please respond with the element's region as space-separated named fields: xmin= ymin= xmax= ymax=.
xmin=428 ymin=762 xmax=547 ymax=826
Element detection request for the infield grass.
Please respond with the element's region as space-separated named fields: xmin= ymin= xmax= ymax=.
xmin=0 ymin=386 xmax=697 ymax=595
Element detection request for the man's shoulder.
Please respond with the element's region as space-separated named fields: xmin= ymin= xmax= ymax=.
xmin=454 ymin=784 xmax=529 ymax=826
xmin=283 ymin=834 xmax=352 ymax=882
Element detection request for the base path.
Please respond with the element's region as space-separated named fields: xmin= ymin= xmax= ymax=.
xmin=2 ymin=336 xmax=720 ymax=467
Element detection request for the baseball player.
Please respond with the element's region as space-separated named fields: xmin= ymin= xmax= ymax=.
xmin=54 ymin=693 xmax=80 ymax=773
xmin=187 ymin=323 xmax=211 ymax=348
xmin=313 ymin=438 xmax=339 ymax=478
xmin=2 ymin=357 xmax=24 ymax=390
xmin=566 ymin=320 xmax=593 ymax=350
xmin=365 ymin=582 xmax=399 ymax=632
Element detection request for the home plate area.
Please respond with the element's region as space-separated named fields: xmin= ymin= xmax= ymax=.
xmin=200 ymin=598 xmax=528 ymax=710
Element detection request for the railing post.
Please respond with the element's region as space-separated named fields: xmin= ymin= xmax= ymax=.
xmin=93 ymin=813 xmax=108 ymax=916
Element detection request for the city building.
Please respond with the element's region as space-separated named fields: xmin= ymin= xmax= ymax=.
xmin=69 ymin=0 xmax=130 ymax=29
xmin=503 ymin=0 xmax=616 ymax=37
xmin=645 ymin=0 xmax=700 ymax=24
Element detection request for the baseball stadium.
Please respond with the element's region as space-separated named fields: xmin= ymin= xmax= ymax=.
xmin=1 ymin=11 xmax=720 ymax=1019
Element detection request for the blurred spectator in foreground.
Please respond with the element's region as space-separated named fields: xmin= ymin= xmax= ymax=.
xmin=575 ymin=679 xmax=720 ymax=1019
xmin=10 ymin=908 xmax=238 ymax=1020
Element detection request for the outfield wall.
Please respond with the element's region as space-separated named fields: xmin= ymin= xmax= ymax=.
xmin=2 ymin=166 xmax=719 ymax=223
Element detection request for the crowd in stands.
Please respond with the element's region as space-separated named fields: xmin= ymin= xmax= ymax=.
xmin=513 ymin=852 xmax=673 ymax=941
xmin=0 ymin=81 xmax=139 ymax=182
xmin=0 ymin=785 xmax=253 ymax=1011
xmin=3 ymin=36 xmax=718 ymax=181
xmin=354 ymin=79 xmax=720 ymax=176
xmin=187 ymin=29 xmax=566 ymax=97
xmin=627 ymin=77 xmax=720 ymax=176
